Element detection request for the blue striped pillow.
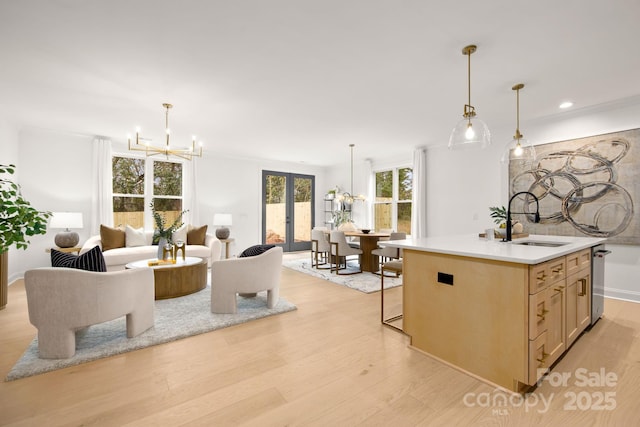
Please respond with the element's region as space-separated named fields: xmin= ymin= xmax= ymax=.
xmin=51 ymin=246 xmax=107 ymax=272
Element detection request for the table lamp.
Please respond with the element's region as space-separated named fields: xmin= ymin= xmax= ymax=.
xmin=50 ymin=212 xmax=83 ymax=248
xmin=213 ymin=213 xmax=232 ymax=239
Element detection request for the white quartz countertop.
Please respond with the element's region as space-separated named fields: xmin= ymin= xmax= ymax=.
xmin=380 ymin=234 xmax=607 ymax=265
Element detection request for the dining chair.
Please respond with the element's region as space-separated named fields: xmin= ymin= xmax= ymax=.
xmin=329 ymin=230 xmax=363 ymax=275
xmin=372 ymin=231 xmax=406 ymax=274
xmin=311 ymin=228 xmax=331 ymax=269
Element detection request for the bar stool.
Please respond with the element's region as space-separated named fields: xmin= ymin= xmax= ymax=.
xmin=381 ymin=260 xmax=403 ymax=331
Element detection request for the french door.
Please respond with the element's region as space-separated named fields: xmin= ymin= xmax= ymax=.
xmin=262 ymin=171 xmax=315 ymax=252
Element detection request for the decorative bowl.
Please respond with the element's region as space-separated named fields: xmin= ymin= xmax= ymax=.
xmin=360 ymin=229 xmax=371 ymax=234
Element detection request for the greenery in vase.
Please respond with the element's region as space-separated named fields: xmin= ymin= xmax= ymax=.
xmin=332 ymin=210 xmax=352 ymax=228
xmin=489 ymin=206 xmax=507 ymax=228
xmin=0 ymin=164 xmax=51 ymax=253
xmin=150 ymin=200 xmax=188 ymax=243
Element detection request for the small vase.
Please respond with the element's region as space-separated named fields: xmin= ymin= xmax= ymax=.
xmin=157 ymin=237 xmax=168 ymax=259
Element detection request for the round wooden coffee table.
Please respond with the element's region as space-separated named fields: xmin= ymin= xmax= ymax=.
xmin=125 ymin=257 xmax=207 ymax=300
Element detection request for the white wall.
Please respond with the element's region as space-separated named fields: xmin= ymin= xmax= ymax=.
xmin=8 ymin=128 xmax=94 ymax=283
xmin=0 ymin=118 xmax=19 ymax=166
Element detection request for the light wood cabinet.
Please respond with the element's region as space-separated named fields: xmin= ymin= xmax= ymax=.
xmin=403 ymin=246 xmax=592 ymax=392
xmin=565 ymin=249 xmax=591 ymax=346
xmin=527 ymin=257 xmax=566 ymax=383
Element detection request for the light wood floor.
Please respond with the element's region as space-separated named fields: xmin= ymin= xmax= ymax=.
xmin=1 ymin=263 xmax=639 ymax=426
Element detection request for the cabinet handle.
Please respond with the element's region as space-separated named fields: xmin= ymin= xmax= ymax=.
xmin=537 ymin=309 xmax=549 ymax=321
xmin=554 ymin=286 xmax=564 ymax=293
xmin=552 ymin=266 xmax=563 ymax=274
xmin=537 ymin=351 xmax=549 ymax=365
xmin=578 ymin=278 xmax=587 ymax=297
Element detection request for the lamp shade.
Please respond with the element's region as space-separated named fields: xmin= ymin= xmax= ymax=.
xmin=448 ymin=117 xmax=491 ymax=150
xmin=213 ymin=213 xmax=232 ymax=227
xmin=500 ymin=138 xmax=537 ymax=166
xmin=50 ymin=212 xmax=83 ymax=229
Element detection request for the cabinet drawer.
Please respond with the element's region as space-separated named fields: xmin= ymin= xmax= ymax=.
xmin=529 ymin=288 xmax=548 ymax=339
xmin=528 ymin=331 xmax=548 ymax=385
xmin=566 ymin=248 xmax=591 ymax=276
xmin=529 ymin=257 xmax=566 ymax=294
xmin=529 ymin=263 xmax=548 ymax=294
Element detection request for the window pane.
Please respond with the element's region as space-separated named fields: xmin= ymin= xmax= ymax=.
xmin=399 ymin=167 xmax=413 ymax=201
xmin=375 ymin=203 xmax=392 ymax=231
xmin=375 ymin=171 xmax=393 ymax=202
xmin=265 ymin=175 xmax=286 ymax=244
xmin=112 ymin=157 xmax=144 ymax=195
xmin=154 ymin=161 xmax=182 ymax=196
xmin=397 ymin=202 xmax=412 ymax=234
xmin=152 ymin=198 xmax=183 ymax=230
xmin=294 ymin=177 xmax=312 ymax=243
xmin=113 ymin=196 xmax=144 ymax=228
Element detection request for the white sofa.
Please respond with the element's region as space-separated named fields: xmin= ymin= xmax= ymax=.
xmin=80 ymin=230 xmax=222 ymax=271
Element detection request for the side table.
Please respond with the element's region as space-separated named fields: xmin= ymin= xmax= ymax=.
xmin=219 ymin=238 xmax=234 ymax=259
xmin=46 ymin=247 xmax=82 ymax=255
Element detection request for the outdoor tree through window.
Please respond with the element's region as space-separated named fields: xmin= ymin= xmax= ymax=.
xmin=112 ymin=156 xmax=183 ymax=229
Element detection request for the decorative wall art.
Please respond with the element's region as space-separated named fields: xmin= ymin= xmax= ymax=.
xmin=508 ymin=128 xmax=639 ymax=245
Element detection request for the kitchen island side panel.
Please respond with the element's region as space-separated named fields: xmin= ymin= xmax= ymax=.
xmin=403 ymin=249 xmax=530 ymax=390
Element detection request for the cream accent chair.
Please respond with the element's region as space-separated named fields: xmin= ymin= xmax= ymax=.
xmin=211 ymin=246 xmax=283 ymax=314
xmin=311 ymin=229 xmax=331 ymax=269
xmin=24 ymin=268 xmax=155 ymax=359
xmin=330 ymin=230 xmax=363 ymax=275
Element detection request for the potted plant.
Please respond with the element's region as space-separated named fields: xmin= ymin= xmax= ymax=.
xmin=489 ymin=205 xmax=522 ymax=235
xmin=150 ymin=200 xmax=188 ymax=258
xmin=489 ymin=206 xmax=508 ymax=229
xmin=0 ymin=164 xmax=51 ymax=310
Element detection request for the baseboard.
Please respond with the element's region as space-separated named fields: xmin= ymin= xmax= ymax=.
xmin=604 ymin=287 xmax=640 ymax=304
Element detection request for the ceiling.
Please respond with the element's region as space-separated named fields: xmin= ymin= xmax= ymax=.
xmin=1 ymin=0 xmax=639 ymax=167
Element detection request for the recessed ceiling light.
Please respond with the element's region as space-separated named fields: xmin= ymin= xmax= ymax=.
xmin=559 ymin=101 xmax=574 ymax=109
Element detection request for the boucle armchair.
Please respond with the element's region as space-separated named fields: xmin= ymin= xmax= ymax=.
xmin=24 ymin=267 xmax=155 ymax=359
xmin=211 ymin=246 xmax=283 ymax=314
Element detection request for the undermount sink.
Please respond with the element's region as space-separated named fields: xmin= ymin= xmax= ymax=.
xmin=511 ymin=240 xmax=569 ymax=247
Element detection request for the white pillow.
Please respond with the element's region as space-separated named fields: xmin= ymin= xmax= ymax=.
xmin=172 ymin=224 xmax=188 ymax=244
xmin=125 ymin=225 xmax=147 ymax=247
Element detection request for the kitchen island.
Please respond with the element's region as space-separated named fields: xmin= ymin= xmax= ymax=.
xmin=380 ymin=234 xmax=606 ymax=393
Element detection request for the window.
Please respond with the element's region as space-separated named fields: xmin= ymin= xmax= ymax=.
xmin=112 ymin=155 xmax=183 ymax=229
xmin=374 ymin=167 xmax=412 ymax=234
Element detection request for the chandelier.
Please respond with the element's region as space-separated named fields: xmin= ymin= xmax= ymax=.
xmin=128 ymin=103 xmax=203 ymax=160
xmin=337 ymin=144 xmax=366 ymax=206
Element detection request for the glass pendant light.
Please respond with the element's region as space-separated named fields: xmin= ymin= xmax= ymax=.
xmin=448 ymin=44 xmax=491 ymax=150
xmin=501 ymin=83 xmax=536 ymax=165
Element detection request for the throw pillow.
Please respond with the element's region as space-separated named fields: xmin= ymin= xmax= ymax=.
xmin=51 ymin=246 xmax=107 ymax=272
xmin=172 ymin=224 xmax=188 ymax=244
xmin=125 ymin=225 xmax=146 ymax=247
xmin=100 ymin=224 xmax=125 ymax=251
xmin=239 ymin=244 xmax=275 ymax=258
xmin=187 ymin=225 xmax=208 ymax=246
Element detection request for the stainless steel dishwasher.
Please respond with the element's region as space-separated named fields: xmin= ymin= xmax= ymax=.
xmin=591 ymin=244 xmax=611 ymax=326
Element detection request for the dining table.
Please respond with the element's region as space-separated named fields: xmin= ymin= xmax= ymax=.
xmin=343 ymin=231 xmax=390 ymax=272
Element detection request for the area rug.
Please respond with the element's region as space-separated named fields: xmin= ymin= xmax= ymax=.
xmin=282 ymin=257 xmax=402 ymax=293
xmin=6 ymin=286 xmax=296 ymax=381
